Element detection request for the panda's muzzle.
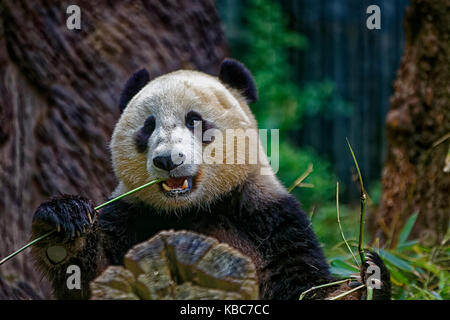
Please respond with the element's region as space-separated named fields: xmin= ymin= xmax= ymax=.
xmin=160 ymin=176 xmax=194 ymax=196
xmin=153 ymin=153 xmax=197 ymax=196
xmin=153 ymin=154 xmax=184 ymax=172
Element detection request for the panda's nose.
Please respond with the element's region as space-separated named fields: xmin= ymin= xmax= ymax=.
xmin=153 ymin=154 xmax=184 ymax=172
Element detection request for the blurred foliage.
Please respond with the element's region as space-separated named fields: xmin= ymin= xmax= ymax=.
xmin=239 ymin=0 xmax=350 ymax=131
xmin=277 ymin=144 xmax=335 ymax=209
xmin=313 ymin=203 xmax=360 ymax=257
xmin=221 ymin=0 xmax=449 ymax=300
xmin=232 ymin=0 xmax=349 ymax=211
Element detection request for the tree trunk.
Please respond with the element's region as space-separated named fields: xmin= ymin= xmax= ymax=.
xmin=373 ymin=0 xmax=450 ymax=247
xmin=0 ymin=0 xmax=227 ymax=298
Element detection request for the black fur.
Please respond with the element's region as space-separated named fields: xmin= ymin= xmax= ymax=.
xmin=118 ymin=68 xmax=150 ymax=112
xmin=32 ymin=195 xmax=96 ymax=241
xmin=31 ymin=195 xmax=98 ymax=299
xmin=185 ymin=111 xmax=216 ymax=144
xmin=219 ymin=59 xmax=258 ymax=103
xmin=134 ymin=115 xmax=155 ymax=153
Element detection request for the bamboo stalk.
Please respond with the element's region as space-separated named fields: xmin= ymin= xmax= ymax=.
xmin=0 ymin=230 xmax=55 ymax=265
xmin=327 ymin=284 xmax=365 ymax=300
xmin=287 ymin=163 xmax=313 ymax=193
xmin=299 ymin=278 xmax=352 ymax=300
xmin=366 ymin=286 xmax=373 ymax=300
xmin=336 ymin=182 xmax=359 ymax=266
xmin=346 ymin=138 xmax=367 ymax=264
xmin=0 ymin=178 xmax=165 ymax=266
xmin=346 ymin=139 xmax=376 ymax=300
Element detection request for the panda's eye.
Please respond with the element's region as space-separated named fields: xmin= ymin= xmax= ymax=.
xmin=185 ymin=111 xmax=202 ymax=130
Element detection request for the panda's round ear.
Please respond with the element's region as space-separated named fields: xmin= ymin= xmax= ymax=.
xmin=219 ymin=59 xmax=258 ymax=104
xmin=119 ymin=68 xmax=150 ymax=112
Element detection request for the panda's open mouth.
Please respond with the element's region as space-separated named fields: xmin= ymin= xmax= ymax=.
xmin=160 ymin=176 xmax=194 ymax=196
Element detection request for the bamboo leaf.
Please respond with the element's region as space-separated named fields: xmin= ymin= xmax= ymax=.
xmin=397 ymin=240 xmax=419 ymax=251
xmin=380 ymin=249 xmax=414 ymax=273
xmin=388 ymin=266 xmax=410 ymax=285
xmin=330 ymin=267 xmax=355 ymax=278
xmin=412 ymin=259 xmax=441 ymax=276
xmin=397 ymin=212 xmax=419 ymax=248
xmin=330 ymin=259 xmax=359 ymax=272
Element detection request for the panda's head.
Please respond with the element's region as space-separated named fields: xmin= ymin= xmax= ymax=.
xmin=111 ymin=59 xmax=269 ymax=211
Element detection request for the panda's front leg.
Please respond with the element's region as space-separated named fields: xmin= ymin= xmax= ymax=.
xmin=359 ymin=251 xmax=391 ymax=299
xmin=321 ymin=251 xmax=391 ymax=300
xmin=31 ymin=195 xmax=101 ymax=299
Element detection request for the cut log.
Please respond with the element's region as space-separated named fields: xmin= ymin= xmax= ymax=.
xmin=90 ymin=230 xmax=259 ymax=300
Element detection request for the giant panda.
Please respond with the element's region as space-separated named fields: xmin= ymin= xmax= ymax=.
xmin=31 ymin=59 xmax=390 ymax=300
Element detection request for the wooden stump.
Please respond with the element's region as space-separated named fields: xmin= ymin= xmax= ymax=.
xmin=90 ymin=231 xmax=259 ymax=300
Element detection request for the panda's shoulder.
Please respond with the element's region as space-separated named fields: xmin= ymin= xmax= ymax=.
xmin=246 ymin=191 xmax=308 ymax=223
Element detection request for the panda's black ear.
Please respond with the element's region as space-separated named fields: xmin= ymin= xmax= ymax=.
xmin=119 ymin=68 xmax=150 ymax=112
xmin=219 ymin=59 xmax=258 ymax=104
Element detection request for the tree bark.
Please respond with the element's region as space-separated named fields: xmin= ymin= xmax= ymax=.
xmin=0 ymin=0 xmax=227 ymax=298
xmin=373 ymin=0 xmax=450 ymax=247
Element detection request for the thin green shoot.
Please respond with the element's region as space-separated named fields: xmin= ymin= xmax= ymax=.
xmin=299 ymin=278 xmax=352 ymax=300
xmin=288 ymin=163 xmax=313 ymax=193
xmin=336 ymin=182 xmax=359 ymax=267
xmin=328 ymin=284 xmax=365 ymax=300
xmin=346 ymin=138 xmax=367 ymax=264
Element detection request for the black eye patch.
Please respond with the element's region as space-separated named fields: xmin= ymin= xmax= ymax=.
xmin=185 ymin=111 xmax=215 ymax=144
xmin=134 ymin=116 xmax=155 ymax=153
xmin=185 ymin=111 xmax=203 ymax=130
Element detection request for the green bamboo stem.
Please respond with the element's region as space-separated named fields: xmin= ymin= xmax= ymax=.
xmin=336 ymin=182 xmax=359 ymax=267
xmin=328 ymin=284 xmax=365 ymax=300
xmin=346 ymin=138 xmax=367 ymax=264
xmin=93 ymin=178 xmax=165 ymax=210
xmin=346 ymin=139 xmax=376 ymax=300
xmin=0 ymin=178 xmax=165 ymax=266
xmin=0 ymin=230 xmax=55 ymax=265
xmin=299 ymin=278 xmax=352 ymax=300
xmin=287 ymin=163 xmax=313 ymax=193
xmin=366 ymin=286 xmax=374 ymax=300
xmin=359 ymin=193 xmax=367 ymax=263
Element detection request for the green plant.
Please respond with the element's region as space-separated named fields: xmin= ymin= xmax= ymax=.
xmin=313 ymin=143 xmax=449 ymax=300
xmin=278 ymin=143 xmax=335 ymax=210
xmin=327 ymin=207 xmax=450 ymax=300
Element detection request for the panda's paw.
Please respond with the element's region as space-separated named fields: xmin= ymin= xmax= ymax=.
xmin=360 ymin=251 xmax=391 ymax=300
xmin=32 ymin=195 xmax=97 ymax=243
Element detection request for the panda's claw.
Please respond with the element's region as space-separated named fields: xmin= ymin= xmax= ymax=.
xmin=360 ymin=250 xmax=391 ymax=300
xmin=32 ymin=195 xmax=96 ymax=243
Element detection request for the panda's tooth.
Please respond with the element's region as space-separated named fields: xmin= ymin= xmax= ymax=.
xmin=182 ymin=179 xmax=188 ymax=190
xmin=162 ymin=182 xmax=172 ymax=191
